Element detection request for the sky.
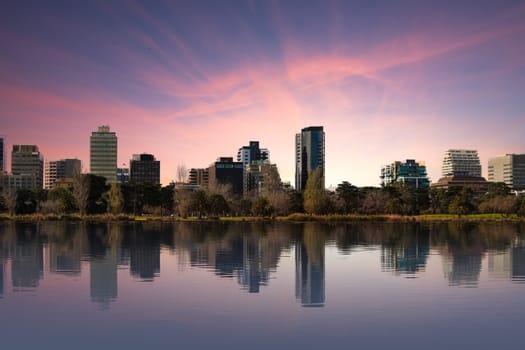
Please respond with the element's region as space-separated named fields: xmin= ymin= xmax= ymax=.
xmin=1 ymin=0 xmax=524 ymax=187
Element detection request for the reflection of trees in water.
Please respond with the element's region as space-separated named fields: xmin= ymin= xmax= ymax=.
xmin=178 ymin=221 xmax=292 ymax=293
xmin=426 ymin=222 xmax=525 ymax=286
xmin=10 ymin=223 xmax=43 ymax=290
xmin=2 ymin=220 xmax=525 ymax=303
xmin=381 ymin=223 xmax=430 ymax=275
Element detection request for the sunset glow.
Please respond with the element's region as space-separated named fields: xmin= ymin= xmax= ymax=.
xmin=1 ymin=0 xmax=524 ymax=186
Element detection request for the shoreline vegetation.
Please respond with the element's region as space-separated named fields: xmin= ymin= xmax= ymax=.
xmin=2 ymin=173 xmax=525 ymax=224
xmin=1 ymin=212 xmax=524 ymax=223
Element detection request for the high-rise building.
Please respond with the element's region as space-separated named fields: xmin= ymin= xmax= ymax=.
xmin=442 ymin=149 xmax=481 ymax=177
xmin=189 ymin=168 xmax=209 ymax=188
xmin=44 ymin=159 xmax=81 ymax=189
xmin=208 ymin=157 xmax=244 ymax=195
xmin=488 ymin=154 xmax=525 ymax=191
xmin=380 ymin=159 xmax=430 ymax=188
xmin=90 ymin=126 xmax=117 ymax=184
xmin=10 ymin=145 xmax=43 ymax=189
xmin=295 ymin=126 xmax=325 ymax=191
xmin=237 ymin=141 xmax=269 ymax=166
xmin=0 ymin=135 xmax=5 ymax=175
xmin=130 ymin=153 xmax=160 ymax=184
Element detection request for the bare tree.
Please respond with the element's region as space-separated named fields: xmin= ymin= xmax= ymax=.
xmin=261 ymin=164 xmax=289 ymax=215
xmin=2 ymin=189 xmax=18 ymax=216
xmin=176 ymin=164 xmax=188 ymax=183
xmin=173 ymin=188 xmax=194 ymax=218
xmin=72 ymin=174 xmax=90 ymax=216
xmin=207 ymin=181 xmax=234 ymax=202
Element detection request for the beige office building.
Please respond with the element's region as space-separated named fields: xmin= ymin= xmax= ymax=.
xmin=488 ymin=154 xmax=525 ymax=191
xmin=90 ymin=126 xmax=117 ymax=184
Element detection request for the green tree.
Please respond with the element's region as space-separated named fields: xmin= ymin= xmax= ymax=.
xmin=208 ymin=193 xmax=229 ymax=217
xmin=303 ymin=168 xmax=329 ymax=214
xmin=85 ymin=174 xmax=108 ymax=214
xmin=160 ymin=184 xmax=174 ymax=216
xmin=107 ymin=182 xmax=123 ymax=214
xmin=336 ymin=181 xmax=359 ymax=214
xmin=48 ymin=187 xmax=75 ymax=213
xmin=252 ymin=197 xmax=274 ymax=217
xmin=486 ymin=182 xmax=511 ymax=197
xmin=288 ymin=190 xmax=304 ymax=213
xmin=518 ymin=195 xmax=525 ymax=217
xmin=16 ymin=189 xmax=37 ymax=214
xmin=448 ymin=188 xmax=475 ymax=217
xmin=361 ymin=188 xmax=389 ymax=214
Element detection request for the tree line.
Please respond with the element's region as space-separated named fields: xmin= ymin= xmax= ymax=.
xmin=1 ymin=170 xmax=525 ymax=217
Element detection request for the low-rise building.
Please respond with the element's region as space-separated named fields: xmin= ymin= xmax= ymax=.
xmin=380 ymin=159 xmax=430 ymax=188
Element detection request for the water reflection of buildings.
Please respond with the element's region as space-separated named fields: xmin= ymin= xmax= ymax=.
xmin=187 ymin=225 xmax=287 ymax=293
xmin=48 ymin=234 xmax=83 ymax=276
xmin=488 ymin=244 xmax=525 ymax=283
xmin=0 ymin=258 xmax=4 ymax=297
xmin=488 ymin=249 xmax=512 ymax=279
xmin=295 ymin=227 xmax=325 ymax=307
xmin=442 ymin=249 xmax=483 ymax=287
xmin=381 ymin=235 xmax=430 ymax=275
xmin=90 ymin=250 xmax=118 ymax=309
xmin=11 ymin=235 xmax=44 ymax=290
xmin=126 ymin=232 xmax=161 ymax=281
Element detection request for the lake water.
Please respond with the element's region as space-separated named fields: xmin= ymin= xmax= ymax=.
xmin=1 ymin=221 xmax=524 ymax=349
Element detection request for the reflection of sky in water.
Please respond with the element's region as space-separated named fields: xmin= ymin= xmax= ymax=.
xmin=0 ymin=222 xmax=524 ymax=349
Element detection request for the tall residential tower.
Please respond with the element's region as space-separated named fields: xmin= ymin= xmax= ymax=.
xmin=295 ymin=126 xmax=325 ymax=191
xmin=90 ymin=126 xmax=117 ymax=184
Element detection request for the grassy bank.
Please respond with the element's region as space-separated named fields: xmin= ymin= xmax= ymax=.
xmin=0 ymin=212 xmax=523 ymax=222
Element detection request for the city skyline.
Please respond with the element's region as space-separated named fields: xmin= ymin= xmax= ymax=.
xmin=1 ymin=1 xmax=524 ymax=187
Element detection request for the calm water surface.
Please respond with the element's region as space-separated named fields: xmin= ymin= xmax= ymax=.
xmin=1 ymin=221 xmax=525 ymax=349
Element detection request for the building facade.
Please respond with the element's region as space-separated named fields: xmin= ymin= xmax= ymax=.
xmin=90 ymin=126 xmax=117 ymax=184
xmin=0 ymin=135 xmax=5 ymax=175
xmin=442 ymin=149 xmax=481 ymax=177
xmin=380 ymin=159 xmax=430 ymax=188
xmin=488 ymin=154 xmax=525 ymax=191
xmin=295 ymin=126 xmax=325 ymax=191
xmin=434 ymin=149 xmax=487 ymax=195
xmin=244 ymin=161 xmax=281 ymax=195
xmin=130 ymin=153 xmax=160 ymax=184
xmin=117 ymin=168 xmax=130 ymax=184
xmin=189 ymin=168 xmax=209 ymax=188
xmin=208 ymin=157 xmax=244 ymax=196
xmin=237 ymin=141 xmax=269 ymax=167
xmin=10 ymin=145 xmax=43 ymax=189
xmin=44 ymin=159 xmax=81 ymax=189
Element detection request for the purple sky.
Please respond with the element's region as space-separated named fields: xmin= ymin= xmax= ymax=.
xmin=1 ymin=0 xmax=524 ymax=187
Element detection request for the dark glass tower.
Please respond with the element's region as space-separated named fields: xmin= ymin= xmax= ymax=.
xmin=295 ymin=126 xmax=325 ymax=191
xmin=0 ymin=135 xmax=5 ymax=174
xmin=130 ymin=153 xmax=160 ymax=185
